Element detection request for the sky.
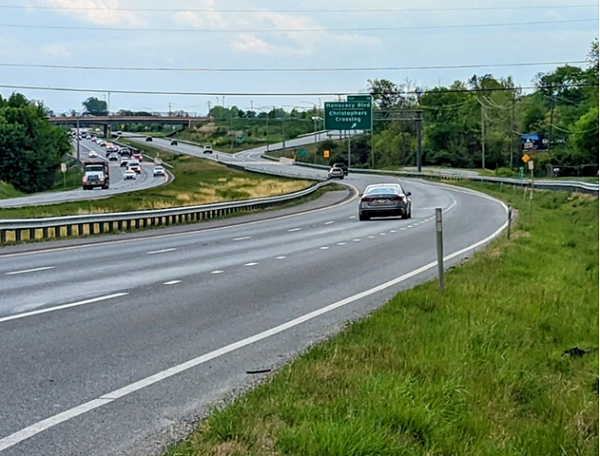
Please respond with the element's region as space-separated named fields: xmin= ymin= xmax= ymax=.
xmin=0 ymin=0 xmax=597 ymax=115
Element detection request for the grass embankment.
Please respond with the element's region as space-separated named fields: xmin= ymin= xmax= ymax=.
xmin=0 ymin=144 xmax=314 ymax=219
xmin=0 ymin=167 xmax=82 ymax=200
xmin=153 ymin=118 xmax=313 ymax=154
xmin=166 ymin=185 xmax=598 ymax=456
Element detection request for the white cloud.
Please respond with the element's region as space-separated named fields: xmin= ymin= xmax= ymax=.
xmin=230 ymin=34 xmax=271 ymax=54
xmin=228 ymin=10 xmax=381 ymax=56
xmin=41 ymin=43 xmax=71 ymax=58
xmin=173 ymin=11 xmax=205 ymax=28
xmin=545 ymin=10 xmax=564 ymax=20
xmin=40 ymin=0 xmax=147 ymax=26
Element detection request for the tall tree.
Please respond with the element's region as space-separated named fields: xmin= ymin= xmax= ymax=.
xmin=82 ymin=97 xmax=108 ymax=116
xmin=0 ymin=92 xmax=71 ymax=193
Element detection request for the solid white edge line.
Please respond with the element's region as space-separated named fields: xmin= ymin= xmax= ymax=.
xmin=0 ymin=293 xmax=129 ymax=324
xmin=5 ymin=266 xmax=55 ymax=275
xmin=0 ymin=209 xmax=508 ymax=452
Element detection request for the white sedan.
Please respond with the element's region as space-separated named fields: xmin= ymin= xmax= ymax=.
xmin=123 ymin=169 xmax=137 ymax=180
xmin=88 ymin=151 xmax=98 ymax=158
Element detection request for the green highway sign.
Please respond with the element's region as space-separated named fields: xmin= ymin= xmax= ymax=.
xmin=347 ymin=95 xmax=372 ymax=102
xmin=324 ymin=96 xmax=373 ymax=131
xmin=297 ymin=149 xmax=307 ymax=156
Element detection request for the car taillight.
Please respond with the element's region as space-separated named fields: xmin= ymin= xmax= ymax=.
xmin=390 ymin=195 xmax=404 ymax=201
xmin=361 ymin=197 xmax=372 ymax=202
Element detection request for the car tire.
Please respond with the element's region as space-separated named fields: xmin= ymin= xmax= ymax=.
xmin=359 ymin=213 xmax=369 ymax=221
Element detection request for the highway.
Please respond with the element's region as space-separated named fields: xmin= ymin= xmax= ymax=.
xmin=0 ymin=162 xmax=508 ymax=455
xmin=0 ymin=139 xmax=167 ymax=209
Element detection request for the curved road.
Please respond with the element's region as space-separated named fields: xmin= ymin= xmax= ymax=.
xmin=0 ymin=167 xmax=508 ymax=455
xmin=0 ymin=139 xmax=167 ymax=209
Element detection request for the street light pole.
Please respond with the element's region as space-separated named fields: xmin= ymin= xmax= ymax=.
xmin=76 ymin=113 xmax=80 ymax=162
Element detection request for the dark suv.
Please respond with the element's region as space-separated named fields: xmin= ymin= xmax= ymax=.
xmin=332 ymin=162 xmax=348 ymax=176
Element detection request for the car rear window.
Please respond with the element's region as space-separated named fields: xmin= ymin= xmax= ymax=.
xmin=365 ymin=187 xmax=399 ymax=195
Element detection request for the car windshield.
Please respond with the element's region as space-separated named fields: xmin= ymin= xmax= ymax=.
xmin=85 ymin=165 xmax=104 ymax=172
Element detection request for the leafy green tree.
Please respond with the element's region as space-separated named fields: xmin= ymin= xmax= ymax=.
xmin=569 ymin=106 xmax=599 ymax=164
xmin=82 ymin=97 xmax=108 ymax=116
xmin=0 ymin=92 xmax=71 ymax=193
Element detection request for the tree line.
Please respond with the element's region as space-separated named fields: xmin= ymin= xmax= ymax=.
xmin=323 ymin=39 xmax=599 ymax=177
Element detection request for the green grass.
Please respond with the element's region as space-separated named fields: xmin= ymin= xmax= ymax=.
xmin=165 ymin=185 xmax=598 ymax=456
xmin=0 ymin=143 xmax=314 ymax=220
xmin=0 ymin=181 xmax=25 ymax=199
xmin=0 ymin=166 xmax=82 ymax=200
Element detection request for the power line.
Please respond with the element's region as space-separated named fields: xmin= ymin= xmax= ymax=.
xmin=0 ymin=18 xmax=595 ymax=33
xmin=0 ymin=83 xmax=597 ymax=97
xmin=1 ymin=4 xmax=596 ymax=13
xmin=0 ymin=60 xmax=588 ymax=73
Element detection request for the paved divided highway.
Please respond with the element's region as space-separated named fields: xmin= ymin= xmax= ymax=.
xmin=0 ymin=139 xmax=167 ymax=209
xmin=0 ymin=163 xmax=508 ymax=455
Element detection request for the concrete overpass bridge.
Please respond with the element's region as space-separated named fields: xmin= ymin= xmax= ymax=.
xmin=49 ymin=115 xmax=212 ymax=137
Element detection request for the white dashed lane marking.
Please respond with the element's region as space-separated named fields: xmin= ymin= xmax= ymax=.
xmin=324 ymin=221 xmax=334 ymax=225
xmin=211 ymin=270 xmax=224 ymax=274
xmin=163 ymin=280 xmax=182 ymax=285
xmin=353 ymin=239 xmax=361 ymax=242
xmin=5 ymin=266 xmax=54 ymax=275
xmin=319 ymin=247 xmax=329 ymax=250
xmin=233 ymin=236 xmax=251 ymax=241
xmin=147 ymin=248 xmax=176 ymax=255
xmin=287 ymin=228 xmax=301 ymax=232
xmin=244 ymin=262 xmax=258 ymax=267
xmin=275 ymin=256 xmax=286 ymax=260
xmin=337 ymin=242 xmax=347 ymax=246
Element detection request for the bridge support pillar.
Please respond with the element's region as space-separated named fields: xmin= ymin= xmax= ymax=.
xmin=103 ymin=124 xmax=108 ymax=138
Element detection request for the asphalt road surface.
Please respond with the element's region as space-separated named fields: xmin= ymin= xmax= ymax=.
xmin=0 ymin=139 xmax=167 ymax=209
xmin=0 ymin=169 xmax=509 ymax=455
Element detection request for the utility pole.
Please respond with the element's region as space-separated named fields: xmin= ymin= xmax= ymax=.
xmin=480 ymin=103 xmax=486 ymax=170
xmin=347 ymin=135 xmax=351 ymax=168
xmin=548 ymin=95 xmax=555 ymax=155
xmin=76 ymin=114 xmax=80 ymax=162
xmin=207 ymin=100 xmax=211 ymax=115
xmin=266 ymin=112 xmax=269 ymax=153
xmin=168 ymin=102 xmax=172 ymax=116
xmin=510 ymin=91 xmax=515 ymax=169
xmin=416 ymin=110 xmax=423 ymax=172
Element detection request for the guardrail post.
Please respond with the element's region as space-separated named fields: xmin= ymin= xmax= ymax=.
xmin=0 ymin=229 xmax=5 ymax=245
xmin=29 ymin=228 xmax=35 ymax=240
xmin=435 ymin=208 xmax=444 ymax=292
xmin=507 ymin=204 xmax=512 ymax=239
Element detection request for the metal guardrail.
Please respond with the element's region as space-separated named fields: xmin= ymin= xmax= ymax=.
xmin=0 ymin=181 xmax=330 ymax=245
xmin=290 ymin=161 xmax=599 ymax=196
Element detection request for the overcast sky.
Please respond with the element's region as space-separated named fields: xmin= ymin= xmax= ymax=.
xmin=0 ymin=0 xmax=597 ymax=115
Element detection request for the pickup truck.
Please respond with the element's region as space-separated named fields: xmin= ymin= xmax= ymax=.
xmin=82 ymin=161 xmax=109 ymax=190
